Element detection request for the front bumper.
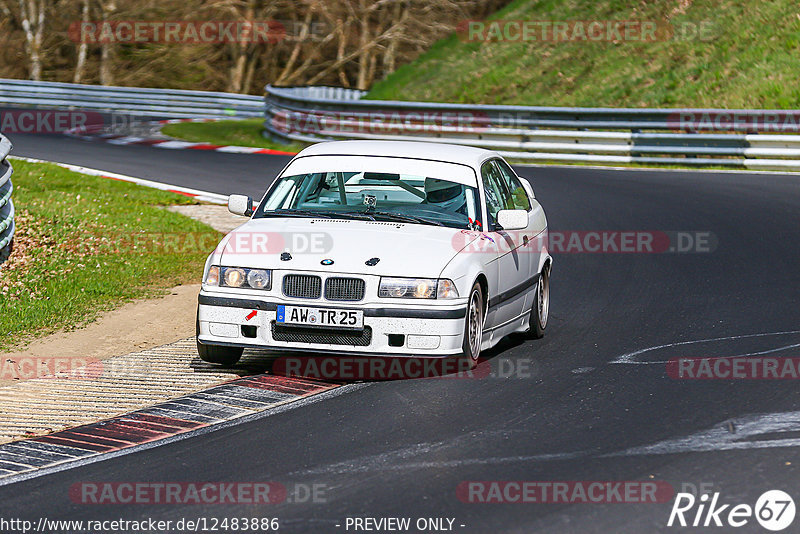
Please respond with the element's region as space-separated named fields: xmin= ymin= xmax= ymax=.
xmin=197 ymin=292 xmax=468 ymax=357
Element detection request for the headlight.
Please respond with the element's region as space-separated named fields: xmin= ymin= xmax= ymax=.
xmin=247 ymin=269 xmax=270 ymax=289
xmin=379 ymin=277 xmax=459 ymax=299
xmin=224 ymin=267 xmax=246 ymax=287
xmin=204 ymin=265 xmax=271 ymax=290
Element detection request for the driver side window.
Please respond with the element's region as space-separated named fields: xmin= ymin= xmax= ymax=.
xmin=481 ymin=161 xmax=512 ymax=228
xmin=493 ymin=159 xmax=531 ymax=211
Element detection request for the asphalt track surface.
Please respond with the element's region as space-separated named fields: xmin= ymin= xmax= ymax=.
xmin=2 ymin=132 xmax=800 ymax=533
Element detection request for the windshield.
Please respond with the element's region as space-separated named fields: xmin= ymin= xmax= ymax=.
xmin=255 ymin=171 xmax=481 ymax=229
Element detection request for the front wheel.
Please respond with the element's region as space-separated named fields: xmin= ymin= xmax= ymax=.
xmin=460 ymin=281 xmax=484 ymax=370
xmin=528 ymin=265 xmax=550 ymax=339
xmin=197 ymin=342 xmax=243 ymax=366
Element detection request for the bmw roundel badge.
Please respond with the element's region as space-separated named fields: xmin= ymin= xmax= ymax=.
xmin=321 ymin=259 xmax=334 ymax=266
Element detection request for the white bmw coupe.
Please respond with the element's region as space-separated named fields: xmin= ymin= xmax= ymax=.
xmin=197 ymin=141 xmax=551 ymax=368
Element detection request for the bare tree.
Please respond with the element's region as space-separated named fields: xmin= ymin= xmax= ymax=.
xmin=0 ymin=0 xmax=510 ymax=91
xmin=98 ymin=0 xmax=116 ymax=85
xmin=17 ymin=0 xmax=47 ymax=80
xmin=72 ymin=0 xmax=89 ymax=83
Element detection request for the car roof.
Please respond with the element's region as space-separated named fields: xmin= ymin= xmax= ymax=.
xmin=295 ymin=140 xmax=499 ymax=170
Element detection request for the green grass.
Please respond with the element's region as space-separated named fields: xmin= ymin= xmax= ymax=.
xmin=0 ymin=160 xmax=222 ymax=350
xmin=162 ymin=119 xmax=305 ymax=153
xmin=367 ymin=0 xmax=800 ymax=108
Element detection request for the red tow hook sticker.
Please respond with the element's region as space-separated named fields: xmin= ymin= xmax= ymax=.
xmin=245 ymin=310 xmax=257 ymax=321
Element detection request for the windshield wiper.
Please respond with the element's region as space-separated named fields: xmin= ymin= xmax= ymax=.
xmin=329 ymin=211 xmax=376 ymax=221
xmin=260 ymin=209 xmax=332 ymax=218
xmin=260 ymin=209 xmax=445 ymax=227
xmin=364 ymin=211 xmax=445 ymax=227
xmin=261 ymin=209 xmax=382 ymax=221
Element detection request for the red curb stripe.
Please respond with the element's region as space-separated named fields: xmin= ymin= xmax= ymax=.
xmin=64 ymin=429 xmax=142 ymax=445
xmin=237 ymin=375 xmax=335 ymax=395
xmin=243 ymin=378 xmax=331 ymax=393
xmin=255 ymin=374 xmax=339 ymax=388
xmin=112 ymin=420 xmax=186 ymax=435
xmin=237 ymin=384 xmax=308 ymax=396
xmin=75 ymin=424 xmax=166 ymax=443
xmin=253 ymin=148 xmax=297 ymax=155
xmin=236 ymin=378 xmax=316 ymax=395
xmin=124 ymin=413 xmax=205 ymax=430
xmin=189 ymin=144 xmax=224 ymax=150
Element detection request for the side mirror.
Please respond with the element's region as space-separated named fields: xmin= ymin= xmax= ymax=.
xmin=228 ymin=194 xmax=253 ymax=217
xmin=496 ymin=209 xmax=528 ymax=231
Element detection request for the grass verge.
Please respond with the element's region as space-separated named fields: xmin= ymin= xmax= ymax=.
xmin=367 ymin=0 xmax=800 ymax=108
xmin=0 ymin=160 xmax=222 ymax=351
xmin=161 ymin=119 xmax=305 ymax=153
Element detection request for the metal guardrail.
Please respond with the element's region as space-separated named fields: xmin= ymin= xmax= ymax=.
xmin=2 ymin=78 xmax=799 ymax=169
xmin=0 ymin=134 xmax=14 ymax=264
xmin=264 ymin=85 xmax=800 ymax=169
xmin=0 ymin=78 xmax=264 ymax=119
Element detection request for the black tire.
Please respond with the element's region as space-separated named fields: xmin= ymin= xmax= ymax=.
xmin=528 ymin=265 xmax=550 ymax=339
xmin=460 ymin=281 xmax=484 ymax=370
xmin=196 ymin=309 xmax=243 ymax=365
xmin=197 ymin=342 xmax=243 ymax=366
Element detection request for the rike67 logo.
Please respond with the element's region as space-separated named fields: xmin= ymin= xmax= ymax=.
xmin=668 ymin=490 xmax=795 ymax=531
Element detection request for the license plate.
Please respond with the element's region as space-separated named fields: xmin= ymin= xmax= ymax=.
xmin=277 ymin=305 xmax=363 ymax=329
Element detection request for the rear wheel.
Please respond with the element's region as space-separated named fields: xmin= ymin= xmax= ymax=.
xmin=460 ymin=282 xmax=484 ymax=370
xmin=528 ymin=265 xmax=550 ymax=339
xmin=196 ymin=309 xmax=243 ymax=366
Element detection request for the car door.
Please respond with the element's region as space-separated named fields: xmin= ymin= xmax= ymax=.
xmin=480 ymin=160 xmax=527 ymax=329
xmin=493 ymin=159 xmax=547 ymax=313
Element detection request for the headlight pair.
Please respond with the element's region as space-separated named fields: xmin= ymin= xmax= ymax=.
xmin=205 ymin=266 xmax=271 ymax=290
xmin=378 ymin=277 xmax=459 ymax=299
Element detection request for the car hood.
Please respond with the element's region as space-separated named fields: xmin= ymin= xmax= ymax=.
xmin=216 ymin=217 xmax=478 ymax=278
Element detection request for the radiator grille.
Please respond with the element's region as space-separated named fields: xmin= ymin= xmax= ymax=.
xmin=271 ymin=322 xmax=372 ymax=346
xmin=283 ymin=274 xmax=322 ymax=299
xmin=325 ymin=277 xmax=366 ymax=301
